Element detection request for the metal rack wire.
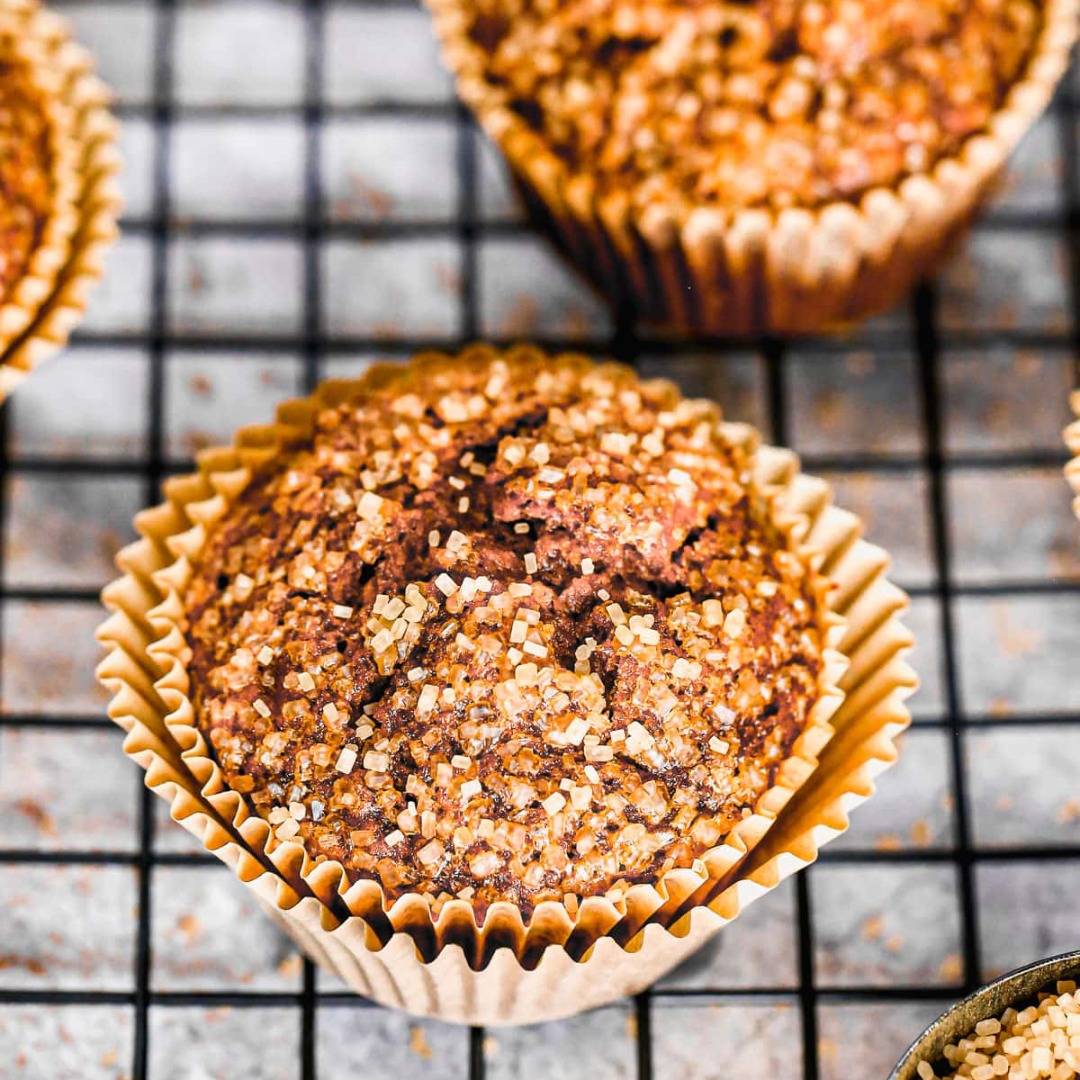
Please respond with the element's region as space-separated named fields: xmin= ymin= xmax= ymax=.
xmin=0 ymin=1 xmax=1077 ymax=1077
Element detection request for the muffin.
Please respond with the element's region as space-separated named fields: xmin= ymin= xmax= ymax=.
xmin=427 ymin=0 xmax=1077 ymax=335
xmin=98 ymin=346 xmax=916 ymax=1023
xmin=182 ymin=350 xmax=839 ymax=920
xmin=0 ymin=0 xmax=121 ymax=398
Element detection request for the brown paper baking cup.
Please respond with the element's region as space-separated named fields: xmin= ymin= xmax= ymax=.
xmin=425 ymin=0 xmax=1078 ymax=337
xmin=0 ymin=0 xmax=121 ymax=400
xmin=97 ymin=346 xmax=915 ymax=1024
xmin=1066 ymin=389 xmax=1080 ymax=522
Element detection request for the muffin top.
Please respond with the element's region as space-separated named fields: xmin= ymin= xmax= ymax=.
xmin=183 ymin=352 xmax=824 ymax=919
xmin=0 ymin=49 xmax=53 ymax=306
xmin=460 ymin=0 xmax=1043 ymax=211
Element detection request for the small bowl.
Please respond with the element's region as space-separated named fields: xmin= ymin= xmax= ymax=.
xmin=890 ymin=950 xmax=1080 ymax=1079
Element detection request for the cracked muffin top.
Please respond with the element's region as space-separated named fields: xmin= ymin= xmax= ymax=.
xmin=0 ymin=48 xmax=53 ymax=306
xmin=182 ymin=351 xmax=825 ymax=919
xmin=458 ymin=0 xmax=1043 ymax=211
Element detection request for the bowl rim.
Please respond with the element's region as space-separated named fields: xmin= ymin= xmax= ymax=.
xmin=889 ymin=949 xmax=1080 ymax=1079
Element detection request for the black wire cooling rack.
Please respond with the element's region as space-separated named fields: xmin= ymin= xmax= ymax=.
xmin=0 ymin=2 xmax=1077 ymax=1078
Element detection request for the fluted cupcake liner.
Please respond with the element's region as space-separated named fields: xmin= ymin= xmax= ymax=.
xmin=1066 ymin=389 xmax=1080 ymax=521
xmin=426 ymin=0 xmax=1077 ymax=337
xmin=0 ymin=0 xmax=121 ymax=399
xmin=97 ymin=346 xmax=915 ymax=1024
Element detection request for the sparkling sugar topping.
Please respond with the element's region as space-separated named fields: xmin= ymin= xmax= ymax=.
xmin=460 ymin=0 xmax=1042 ymax=211
xmin=183 ymin=351 xmax=823 ymax=917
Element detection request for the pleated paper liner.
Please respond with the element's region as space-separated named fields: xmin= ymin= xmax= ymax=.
xmin=0 ymin=0 xmax=121 ymax=400
xmin=97 ymin=347 xmax=913 ymax=1024
xmin=1066 ymin=389 xmax=1080 ymax=522
xmin=425 ymin=0 xmax=1078 ymax=337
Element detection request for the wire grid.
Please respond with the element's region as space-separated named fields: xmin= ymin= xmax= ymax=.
xmin=0 ymin=1 xmax=1077 ymax=1077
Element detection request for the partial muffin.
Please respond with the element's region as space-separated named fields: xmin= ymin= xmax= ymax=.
xmin=181 ymin=352 xmax=832 ymax=918
xmin=0 ymin=45 xmax=54 ymax=307
xmin=428 ymin=0 xmax=1077 ymax=334
xmin=1066 ymin=389 xmax=1080 ymax=521
xmin=0 ymin=0 xmax=120 ymax=398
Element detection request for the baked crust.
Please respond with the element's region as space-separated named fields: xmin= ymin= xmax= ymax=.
xmin=183 ymin=354 xmax=824 ymax=917
xmin=455 ymin=0 xmax=1043 ymax=211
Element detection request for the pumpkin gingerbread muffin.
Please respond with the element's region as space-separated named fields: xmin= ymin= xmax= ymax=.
xmin=427 ymin=0 xmax=1077 ymax=333
xmin=98 ymin=345 xmax=919 ymax=1023
xmin=181 ymin=352 xmax=829 ymax=918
